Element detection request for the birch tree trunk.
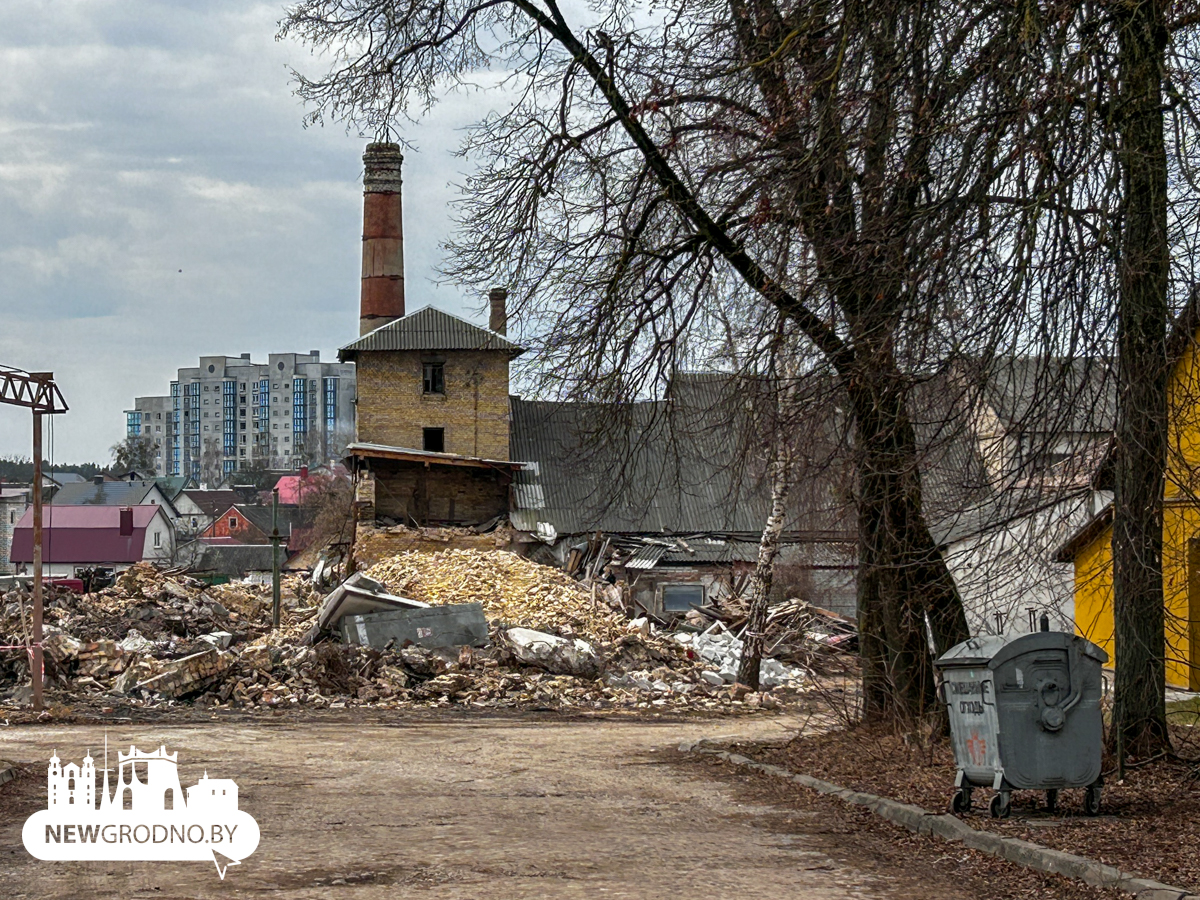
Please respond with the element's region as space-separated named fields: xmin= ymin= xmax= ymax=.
xmin=736 ymin=441 xmax=795 ymax=690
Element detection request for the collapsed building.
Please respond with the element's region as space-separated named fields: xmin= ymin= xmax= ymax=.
xmin=337 ymin=143 xmax=857 ymax=620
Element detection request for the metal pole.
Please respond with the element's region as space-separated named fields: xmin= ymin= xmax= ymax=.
xmin=271 ymin=487 xmax=281 ymax=630
xmin=31 ymin=410 xmax=43 ymax=711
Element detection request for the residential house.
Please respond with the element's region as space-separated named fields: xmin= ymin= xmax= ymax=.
xmin=9 ymin=505 xmax=175 ymax=577
xmin=0 ymin=486 xmax=32 ymax=574
xmin=172 ymin=489 xmax=243 ymax=538
xmin=51 ymin=477 xmax=179 ymax=528
xmin=202 ymin=504 xmax=310 ymax=552
xmin=930 ymin=358 xmax=1115 ymax=639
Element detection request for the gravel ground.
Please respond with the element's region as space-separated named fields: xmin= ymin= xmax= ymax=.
xmin=740 ymin=720 xmax=1200 ymax=892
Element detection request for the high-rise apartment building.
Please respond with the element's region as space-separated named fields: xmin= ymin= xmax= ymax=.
xmin=125 ymin=352 xmax=355 ymax=479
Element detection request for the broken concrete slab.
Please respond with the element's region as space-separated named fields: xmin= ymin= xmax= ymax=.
xmin=340 ymin=602 xmax=489 ymax=650
xmin=317 ymin=572 xmax=429 ymax=631
xmin=506 ymin=627 xmax=602 ymax=678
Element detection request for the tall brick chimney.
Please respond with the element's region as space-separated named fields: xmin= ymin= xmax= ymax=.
xmin=488 ymin=287 xmax=508 ymax=335
xmin=359 ymin=143 xmax=406 ymax=336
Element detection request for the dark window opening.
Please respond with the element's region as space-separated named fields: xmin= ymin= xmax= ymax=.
xmin=422 ymin=362 xmax=445 ymax=395
xmin=423 ymin=428 xmax=445 ymax=453
xmin=662 ymin=584 xmax=705 ymax=612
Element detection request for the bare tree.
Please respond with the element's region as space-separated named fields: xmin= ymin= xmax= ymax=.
xmin=110 ymin=434 xmax=158 ymax=476
xmin=1109 ymin=0 xmax=1173 ymax=757
xmin=280 ymin=0 xmax=1173 ymax=718
xmin=198 ymin=437 xmax=227 ymax=489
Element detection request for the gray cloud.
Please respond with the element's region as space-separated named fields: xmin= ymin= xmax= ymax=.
xmin=0 ymin=0 xmax=503 ymax=463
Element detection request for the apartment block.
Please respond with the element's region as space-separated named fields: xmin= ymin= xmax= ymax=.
xmin=126 ymin=352 xmax=355 ymax=479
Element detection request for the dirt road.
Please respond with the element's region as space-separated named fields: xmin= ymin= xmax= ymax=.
xmin=0 ymin=713 xmax=950 ymax=899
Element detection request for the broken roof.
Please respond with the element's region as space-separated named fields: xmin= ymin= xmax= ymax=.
xmin=338 ymin=305 xmax=525 ymax=361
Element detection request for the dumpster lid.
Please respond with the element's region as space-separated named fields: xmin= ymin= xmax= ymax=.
xmin=934 ymin=635 xmax=1008 ymax=668
xmin=935 ymin=631 xmax=1109 ymax=669
xmin=989 ymin=631 xmax=1109 ymax=669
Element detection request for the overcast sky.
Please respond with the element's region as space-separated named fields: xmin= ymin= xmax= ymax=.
xmin=0 ymin=1 xmax=503 ymax=465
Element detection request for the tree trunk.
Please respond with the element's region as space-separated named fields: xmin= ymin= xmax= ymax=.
xmin=1110 ymin=0 xmax=1171 ymax=757
xmin=736 ymin=441 xmax=794 ymax=690
xmin=847 ymin=355 xmax=970 ymax=720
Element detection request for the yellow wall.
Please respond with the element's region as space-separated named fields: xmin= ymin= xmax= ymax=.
xmin=1073 ymin=329 xmax=1200 ymax=689
xmin=355 ymin=350 xmax=512 ymax=460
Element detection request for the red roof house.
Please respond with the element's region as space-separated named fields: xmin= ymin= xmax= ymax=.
xmin=10 ymin=505 xmax=175 ymax=576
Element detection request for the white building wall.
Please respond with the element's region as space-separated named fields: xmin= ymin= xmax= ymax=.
xmin=944 ymin=491 xmax=1110 ymax=639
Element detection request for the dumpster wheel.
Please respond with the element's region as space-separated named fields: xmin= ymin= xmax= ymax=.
xmin=951 ymin=788 xmax=972 ymax=814
xmin=1084 ymin=783 xmax=1102 ymax=816
xmin=989 ymin=792 xmax=1011 ymax=818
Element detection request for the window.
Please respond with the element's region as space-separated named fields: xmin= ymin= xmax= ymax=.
xmin=153 ymin=531 xmax=161 ymax=548
xmin=229 ymin=517 xmax=238 ymax=529
xmin=423 ymin=427 xmax=445 ymax=453
xmin=423 ymin=362 xmax=445 ymax=395
xmin=662 ymin=584 xmax=705 ymax=612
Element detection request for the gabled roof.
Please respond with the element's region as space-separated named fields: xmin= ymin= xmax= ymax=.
xmin=338 ymin=305 xmax=524 ymax=360
xmin=51 ymin=480 xmax=166 ymax=508
xmin=217 ymin=503 xmax=310 ymax=536
xmin=10 ymin=505 xmax=168 ymax=563
xmin=179 ymin=489 xmax=242 ymax=517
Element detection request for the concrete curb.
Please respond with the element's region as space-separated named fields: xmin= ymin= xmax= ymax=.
xmin=680 ymin=740 xmax=1199 ymax=900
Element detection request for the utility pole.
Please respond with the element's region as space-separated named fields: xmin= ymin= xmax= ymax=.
xmin=271 ymin=487 xmax=281 ymax=630
xmin=0 ymin=366 xmax=68 ymax=710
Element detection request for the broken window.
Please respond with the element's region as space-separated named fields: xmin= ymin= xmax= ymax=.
xmin=422 ymin=362 xmax=445 ymax=395
xmin=662 ymin=584 xmax=705 ymax=612
xmin=423 ymin=427 xmax=445 ymax=453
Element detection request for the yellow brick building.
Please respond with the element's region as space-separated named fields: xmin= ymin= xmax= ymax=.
xmin=1056 ymin=311 xmax=1200 ymax=689
xmin=339 ymin=305 xmax=526 ymax=526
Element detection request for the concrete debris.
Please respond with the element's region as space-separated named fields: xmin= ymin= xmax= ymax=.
xmin=0 ymin=551 xmax=814 ymax=714
xmin=505 ymin=627 xmax=602 ymax=678
xmin=340 ymin=603 xmax=489 ymax=650
xmin=316 ymin=571 xmax=428 ymax=632
xmin=674 ymin=623 xmax=807 ymax=688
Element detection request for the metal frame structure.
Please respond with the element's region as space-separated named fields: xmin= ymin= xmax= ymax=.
xmin=0 ymin=366 xmax=68 ymax=709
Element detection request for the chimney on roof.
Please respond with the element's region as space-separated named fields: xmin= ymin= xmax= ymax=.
xmin=359 ymin=142 xmax=405 ymax=336
xmin=119 ymin=507 xmax=133 ymax=536
xmin=93 ymin=474 xmax=104 ymax=485
xmin=489 ymin=287 xmax=508 ymax=336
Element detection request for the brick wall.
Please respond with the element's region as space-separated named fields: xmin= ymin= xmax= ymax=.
xmin=355 ymin=350 xmax=511 ymax=460
xmin=205 ymin=510 xmax=267 ymax=543
xmin=372 ymin=460 xmax=509 ymax=526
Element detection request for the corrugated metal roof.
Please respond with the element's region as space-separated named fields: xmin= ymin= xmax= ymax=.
xmin=51 ymin=480 xmax=162 ymax=508
xmin=339 ymin=306 xmax=524 ymax=360
xmin=509 ymin=374 xmax=858 ymax=538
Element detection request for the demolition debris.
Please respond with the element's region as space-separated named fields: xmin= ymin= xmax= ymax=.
xmin=1 ymin=551 xmax=850 ymax=714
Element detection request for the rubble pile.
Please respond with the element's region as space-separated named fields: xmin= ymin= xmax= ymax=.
xmin=683 ymin=596 xmax=857 ymax=674
xmin=365 ymin=549 xmax=627 ymax=641
xmin=0 ymin=554 xmax=808 ymax=714
xmin=671 ymin=623 xmax=806 ymax=688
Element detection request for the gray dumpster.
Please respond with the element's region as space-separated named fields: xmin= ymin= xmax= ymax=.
xmin=934 ymin=630 xmax=1108 ymax=818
